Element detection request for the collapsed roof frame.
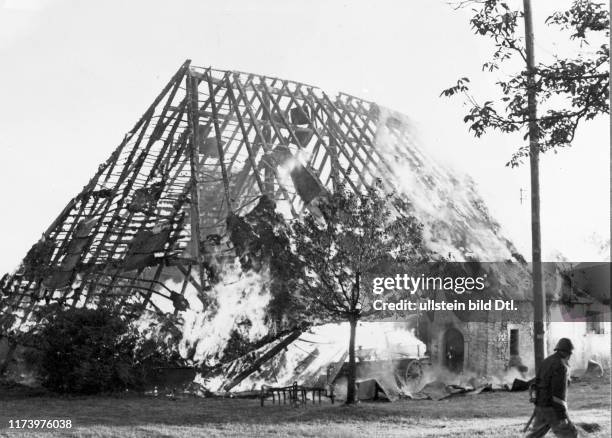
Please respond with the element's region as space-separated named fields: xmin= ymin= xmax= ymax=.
xmin=1 ymin=59 xmax=402 ymax=329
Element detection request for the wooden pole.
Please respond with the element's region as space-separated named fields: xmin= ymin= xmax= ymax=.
xmin=187 ymin=67 xmax=207 ymax=302
xmin=222 ymin=329 xmax=304 ymax=392
xmin=224 ymin=76 xmax=265 ymax=194
xmin=205 ymin=71 xmax=233 ymax=212
xmin=523 ymin=0 xmax=546 ymax=369
xmin=261 ymin=87 xmax=274 ymax=196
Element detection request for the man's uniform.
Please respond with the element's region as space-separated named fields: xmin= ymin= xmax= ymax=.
xmin=526 ymin=338 xmax=578 ymax=438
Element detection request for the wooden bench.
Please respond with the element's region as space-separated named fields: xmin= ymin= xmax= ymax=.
xmin=260 ymin=381 xmax=334 ymax=407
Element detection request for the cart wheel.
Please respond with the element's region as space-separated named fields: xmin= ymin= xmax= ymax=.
xmin=404 ymin=360 xmax=423 ymax=382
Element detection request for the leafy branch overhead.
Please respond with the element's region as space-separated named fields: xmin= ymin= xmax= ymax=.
xmin=441 ymin=0 xmax=609 ymax=167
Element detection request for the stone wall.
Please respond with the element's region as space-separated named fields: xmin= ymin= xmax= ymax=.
xmin=428 ymin=301 xmax=536 ymax=377
xmin=425 ymin=300 xmax=611 ymax=377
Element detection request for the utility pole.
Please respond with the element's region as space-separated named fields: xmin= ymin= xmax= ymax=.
xmin=523 ymin=0 xmax=546 ymax=369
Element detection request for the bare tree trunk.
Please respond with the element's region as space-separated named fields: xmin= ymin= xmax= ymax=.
xmin=523 ymin=0 xmax=546 ymax=370
xmin=345 ymin=315 xmax=358 ymax=404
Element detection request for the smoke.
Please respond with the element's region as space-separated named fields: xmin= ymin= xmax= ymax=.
xmin=582 ymin=332 xmax=611 ymax=371
xmin=418 ymin=364 xmax=529 ymax=389
xmin=548 ymin=321 xmax=612 ymax=371
xmin=373 ymin=106 xmax=519 ymax=263
xmin=277 ymin=146 xmax=314 ymax=175
xmin=370 ymin=107 xmax=583 ymax=303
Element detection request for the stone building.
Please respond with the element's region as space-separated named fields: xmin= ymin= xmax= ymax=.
xmin=421 ymin=262 xmax=610 ymax=377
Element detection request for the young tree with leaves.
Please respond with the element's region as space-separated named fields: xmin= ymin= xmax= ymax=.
xmin=292 ymin=182 xmax=425 ymax=404
xmin=441 ymin=0 xmax=609 ymax=368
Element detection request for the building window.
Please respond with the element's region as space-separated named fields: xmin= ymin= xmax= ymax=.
xmin=586 ymin=311 xmax=604 ymax=334
xmin=509 ymin=329 xmax=519 ymax=355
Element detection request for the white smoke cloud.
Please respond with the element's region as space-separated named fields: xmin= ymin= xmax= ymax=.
xmin=374 ymin=106 xmax=518 ymax=262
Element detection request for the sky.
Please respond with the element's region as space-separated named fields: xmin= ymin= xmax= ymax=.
xmin=0 ymin=0 xmax=609 ymax=274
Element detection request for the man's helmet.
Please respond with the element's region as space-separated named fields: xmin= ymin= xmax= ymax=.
xmin=554 ymin=338 xmax=574 ymax=353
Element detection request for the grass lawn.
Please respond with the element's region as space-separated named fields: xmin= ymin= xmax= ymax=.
xmin=0 ymin=379 xmax=609 ymax=437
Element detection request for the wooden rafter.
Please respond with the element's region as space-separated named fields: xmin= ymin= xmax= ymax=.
xmin=1 ymin=60 xmax=406 ymax=331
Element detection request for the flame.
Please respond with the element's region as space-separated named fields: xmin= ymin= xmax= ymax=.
xmin=226 ymin=321 xmax=427 ymax=392
xmin=178 ymin=259 xmax=271 ymax=365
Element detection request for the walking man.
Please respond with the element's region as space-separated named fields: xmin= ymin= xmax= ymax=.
xmin=526 ymin=338 xmax=578 ymax=437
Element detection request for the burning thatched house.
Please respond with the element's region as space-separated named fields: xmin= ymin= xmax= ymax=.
xmin=0 ymin=61 xmax=609 ymax=391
